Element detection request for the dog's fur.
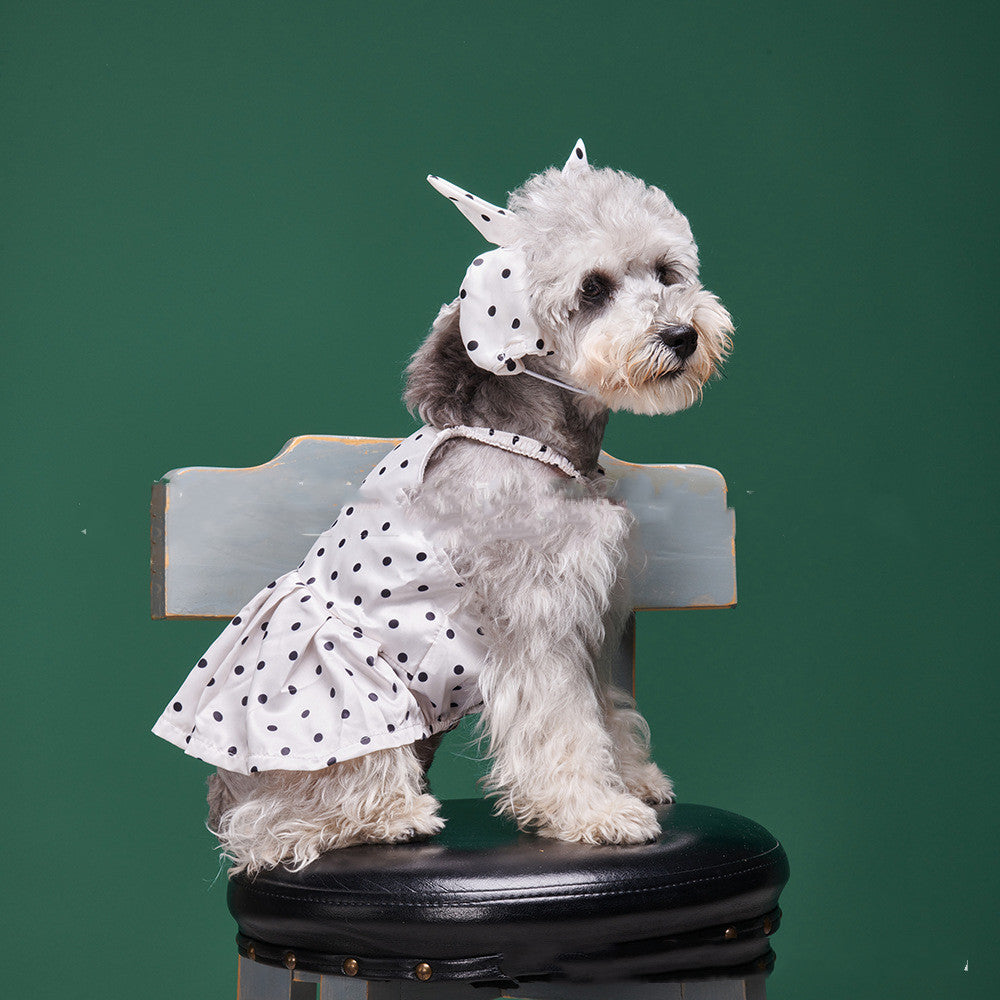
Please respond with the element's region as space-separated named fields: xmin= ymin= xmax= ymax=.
xmin=208 ymin=148 xmax=732 ymax=875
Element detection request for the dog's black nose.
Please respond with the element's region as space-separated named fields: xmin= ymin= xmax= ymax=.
xmin=658 ymin=324 xmax=698 ymax=361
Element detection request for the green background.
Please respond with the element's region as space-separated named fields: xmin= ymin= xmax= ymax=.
xmin=3 ymin=2 xmax=997 ymax=997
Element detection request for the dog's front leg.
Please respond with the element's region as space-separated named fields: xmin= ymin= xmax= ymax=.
xmin=474 ymin=525 xmax=661 ymax=844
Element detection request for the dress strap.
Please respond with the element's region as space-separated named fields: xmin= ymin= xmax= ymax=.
xmin=431 ymin=425 xmax=585 ymax=481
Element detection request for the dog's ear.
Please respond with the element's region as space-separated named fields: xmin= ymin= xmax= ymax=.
xmin=426 ymin=174 xmax=519 ymax=246
xmin=561 ymin=138 xmax=588 ymax=176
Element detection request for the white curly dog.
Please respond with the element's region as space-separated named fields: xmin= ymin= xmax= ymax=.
xmin=155 ymin=140 xmax=732 ymax=875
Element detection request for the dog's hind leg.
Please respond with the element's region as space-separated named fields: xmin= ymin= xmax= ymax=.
xmin=208 ymin=744 xmax=444 ymax=875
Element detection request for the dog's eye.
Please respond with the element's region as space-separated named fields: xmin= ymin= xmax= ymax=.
xmin=579 ymin=272 xmax=615 ymax=307
xmin=656 ymin=263 xmax=683 ymax=287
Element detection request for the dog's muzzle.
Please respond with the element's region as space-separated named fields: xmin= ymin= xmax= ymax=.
xmin=656 ymin=324 xmax=698 ymax=362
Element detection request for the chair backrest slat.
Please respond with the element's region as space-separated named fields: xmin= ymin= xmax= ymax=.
xmin=151 ymin=435 xmax=735 ymax=620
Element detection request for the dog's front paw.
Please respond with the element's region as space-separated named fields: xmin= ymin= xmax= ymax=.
xmin=537 ymin=793 xmax=661 ymax=845
xmin=622 ymin=763 xmax=676 ymax=805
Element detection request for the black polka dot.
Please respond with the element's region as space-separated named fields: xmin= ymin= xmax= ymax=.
xmin=354 ymin=595 xmax=363 ymax=605
xmin=291 ymin=622 xmax=301 ymax=631
xmin=400 ymin=459 xmax=408 ymax=468
xmin=288 ymin=685 xmax=297 ymax=694
xmin=512 ymin=318 xmax=521 ymax=329
xmin=476 ymin=627 xmax=484 ymax=635
xmin=198 ymin=658 xmax=208 ymax=668
xmin=360 ymin=529 xmax=368 ymax=539
xmin=213 ymin=711 xmax=223 ymax=722
xmin=416 ymin=552 xmax=427 ymax=562
xmin=353 ymin=563 xmax=362 ymax=572
xmin=446 ymin=629 xmax=455 ymax=639
xmin=417 ymin=671 xmax=428 ymax=682
xmin=398 ymin=653 xmax=408 ymax=663
xmin=289 ymin=651 xmax=298 ymax=661
xmin=330 ymin=687 xmax=336 ymax=698
xmin=300 ymin=595 xmax=310 ymax=603
xmin=368 ymin=692 xmax=379 ymax=702
xmin=234 ymin=665 xmax=244 ymax=675
xmin=454 ymin=664 xmax=465 ymax=674
xmin=506 ymin=359 xmax=517 ymax=371
xmin=341 ymin=709 xmax=350 ymax=719
xmin=315 ymin=665 xmax=323 ymax=675
xmin=481 ymin=213 xmax=490 ymax=222
xmin=257 ymin=660 xmax=266 ymax=670
xmin=501 ymin=268 xmax=511 ymax=278
xmin=314 ymin=733 xmax=323 ymax=742
xmin=267 ymin=724 xmax=277 ymax=732
xmin=382 ymin=556 xmax=392 ymax=566
xmin=172 ymin=701 xmax=182 ymax=712
xmin=231 ymin=616 xmax=242 ymax=626
xmin=281 ymin=747 xmax=290 ymax=756
xmin=382 ymin=522 xmax=390 ymax=531
xmin=473 ymin=258 xmax=483 ymax=266
xmin=366 ymin=656 xmax=375 ymax=666
xmin=487 ymin=305 xmax=497 ymax=317
xmin=418 ymin=585 xmax=429 ymax=592
xmin=327 ymin=757 xmax=337 ymax=766
xmin=360 ymin=736 xmax=371 ymax=745
xmin=206 ymin=678 xmax=215 ymax=687
xmin=324 ymin=641 xmax=335 ymax=650
xmin=426 ymin=612 xmax=436 ymax=621
xmin=267 ymin=581 xmax=276 ymax=589
xmin=257 ymin=694 xmax=267 ymax=704
xmin=241 ymin=696 xmax=248 ymax=706
xmin=240 ymin=636 xmax=248 ymax=646
xmin=378 ymin=467 xmax=386 ymax=475
xmin=467 ymin=340 xmax=479 ymax=351
xmin=326 ymin=601 xmax=334 ymax=609
xmin=450 ymin=702 xmax=459 ymax=709
xmin=228 ymin=746 xmax=237 ymax=756
xmin=387 ymin=724 xmax=396 ymax=733
xmin=345 ymin=507 xmax=355 ymax=516
xmin=302 ymin=709 xmax=310 ymax=718
xmin=307 ymin=576 xmax=316 ymax=585
xmin=460 ymin=288 xmax=467 ymax=298
xmin=389 ymin=619 xmax=399 ymax=629
xmin=536 ymin=339 xmax=545 ymax=349
xmin=381 ymin=588 xmax=391 ymax=598
xmin=316 ymin=548 xmax=325 ymax=556
xmin=331 ymin=570 xmax=339 ymax=580
xmin=338 ymin=538 xmax=346 ymax=548
xmin=353 ymin=628 xmax=364 ymax=638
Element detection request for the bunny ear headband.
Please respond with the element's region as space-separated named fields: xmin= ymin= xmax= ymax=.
xmin=427 ymin=140 xmax=591 ymax=395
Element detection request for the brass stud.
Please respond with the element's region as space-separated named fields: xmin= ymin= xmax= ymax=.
xmin=724 ymin=926 xmax=738 ymax=940
xmin=283 ymin=952 xmax=296 ymax=970
xmin=415 ymin=962 xmax=433 ymax=981
xmin=342 ymin=958 xmax=359 ymax=977
xmin=763 ymin=917 xmax=773 ymax=935
xmin=247 ymin=945 xmax=256 ymax=962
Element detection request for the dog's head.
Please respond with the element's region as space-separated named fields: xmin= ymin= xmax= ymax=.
xmin=427 ymin=141 xmax=733 ymax=417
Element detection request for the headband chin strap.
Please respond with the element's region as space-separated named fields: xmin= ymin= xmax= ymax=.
xmin=521 ymin=368 xmax=593 ymax=396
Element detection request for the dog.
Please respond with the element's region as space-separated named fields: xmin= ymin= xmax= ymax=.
xmin=153 ymin=140 xmax=732 ymax=875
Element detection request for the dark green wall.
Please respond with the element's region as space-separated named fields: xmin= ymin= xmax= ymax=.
xmin=4 ymin=3 xmax=997 ymax=997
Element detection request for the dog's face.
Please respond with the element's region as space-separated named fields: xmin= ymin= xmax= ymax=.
xmin=510 ymin=165 xmax=733 ymax=416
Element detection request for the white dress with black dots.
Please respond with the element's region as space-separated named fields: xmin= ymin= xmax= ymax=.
xmin=152 ymin=425 xmax=584 ymax=775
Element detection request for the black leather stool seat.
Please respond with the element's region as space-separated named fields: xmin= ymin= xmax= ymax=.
xmin=229 ymin=800 xmax=789 ymax=986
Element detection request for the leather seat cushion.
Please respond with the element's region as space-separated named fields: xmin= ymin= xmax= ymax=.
xmin=228 ymin=800 xmax=789 ymax=983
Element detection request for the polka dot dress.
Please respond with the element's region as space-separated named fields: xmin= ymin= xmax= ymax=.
xmin=152 ymin=425 xmax=584 ymax=774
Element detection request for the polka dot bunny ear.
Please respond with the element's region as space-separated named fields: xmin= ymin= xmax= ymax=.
xmin=426 ymin=174 xmax=519 ymax=246
xmin=562 ymin=138 xmax=589 ymax=176
xmin=457 ymin=247 xmax=550 ymax=376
